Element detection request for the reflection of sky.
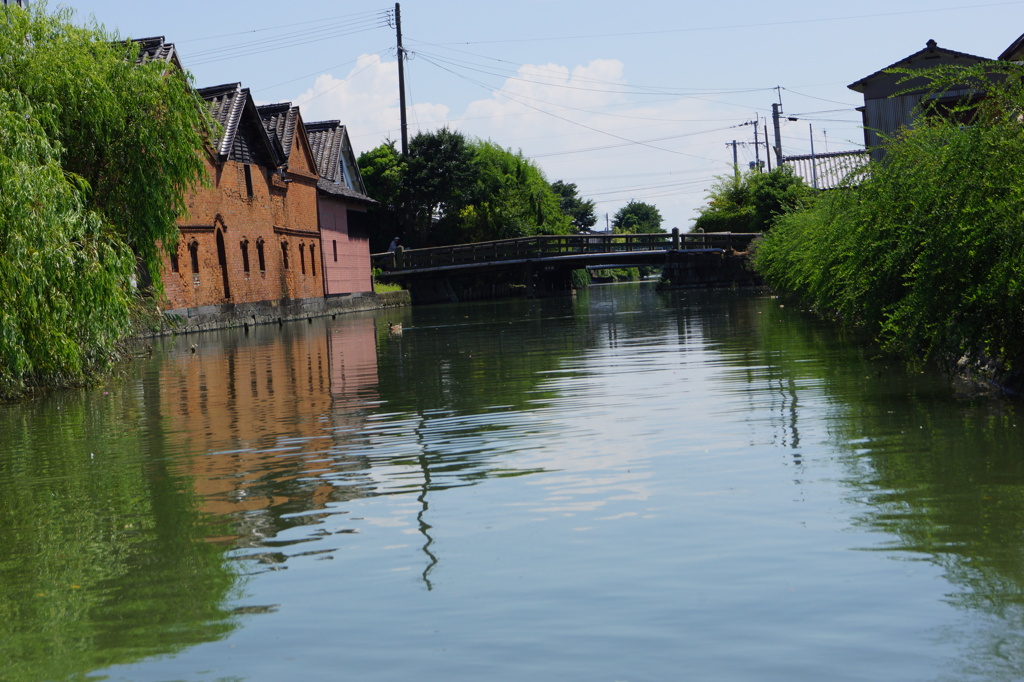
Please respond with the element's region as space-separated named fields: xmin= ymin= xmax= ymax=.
xmin=92 ymin=286 xmax=1024 ymax=682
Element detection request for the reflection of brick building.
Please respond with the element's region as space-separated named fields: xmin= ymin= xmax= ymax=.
xmin=157 ymin=317 xmax=380 ymax=536
xmin=306 ymin=120 xmax=376 ymax=296
xmin=161 ymin=84 xmax=325 ymax=313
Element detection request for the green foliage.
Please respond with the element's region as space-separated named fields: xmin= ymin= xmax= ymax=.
xmin=406 ymin=127 xmax=476 ymax=245
xmin=461 ymin=141 xmax=572 ymax=242
xmin=753 ymin=61 xmax=1024 ymax=381
xmin=693 ymin=167 xmax=815 ymax=233
xmin=612 ymin=200 xmax=664 ymax=234
xmin=358 ymin=140 xmax=406 ymax=253
xmin=0 ymin=3 xmax=210 ymax=397
xmin=358 ymin=129 xmax=573 ymax=248
xmin=551 ymin=180 xmax=597 ymax=231
xmin=0 ymin=3 xmax=209 ymax=279
xmin=0 ymin=90 xmax=135 ymax=398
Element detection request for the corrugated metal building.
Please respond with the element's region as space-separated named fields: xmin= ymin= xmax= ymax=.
xmin=848 ymin=39 xmax=990 ymax=161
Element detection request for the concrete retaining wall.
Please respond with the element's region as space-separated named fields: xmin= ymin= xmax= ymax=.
xmin=149 ymin=290 xmax=410 ymax=337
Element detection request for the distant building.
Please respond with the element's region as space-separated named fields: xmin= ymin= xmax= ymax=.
xmin=848 ymin=39 xmax=990 ymax=160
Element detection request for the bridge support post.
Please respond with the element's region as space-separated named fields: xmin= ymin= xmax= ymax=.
xmin=672 ymin=227 xmax=680 ymax=251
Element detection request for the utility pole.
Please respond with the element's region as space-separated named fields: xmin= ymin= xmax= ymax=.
xmin=809 ymin=124 xmax=819 ymax=190
xmin=395 ymin=3 xmax=409 ymax=157
xmin=752 ymin=118 xmax=761 ymax=171
xmin=728 ymin=140 xmax=739 ymax=179
xmin=771 ymin=102 xmax=784 ymax=167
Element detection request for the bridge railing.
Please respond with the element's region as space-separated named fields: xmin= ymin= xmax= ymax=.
xmin=372 ymin=232 xmax=759 ymax=272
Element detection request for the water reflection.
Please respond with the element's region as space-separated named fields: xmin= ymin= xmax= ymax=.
xmin=0 ymin=390 xmax=237 ymax=682
xmin=6 ymin=285 xmax=1024 ymax=680
xmin=689 ymin=290 xmax=1024 ymax=680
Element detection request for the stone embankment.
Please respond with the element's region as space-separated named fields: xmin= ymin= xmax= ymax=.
xmin=146 ymin=291 xmax=410 ymax=337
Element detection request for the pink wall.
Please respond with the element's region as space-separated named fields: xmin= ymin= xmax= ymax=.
xmin=318 ymin=198 xmax=372 ymax=296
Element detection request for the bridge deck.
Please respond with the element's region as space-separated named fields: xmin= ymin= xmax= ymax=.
xmin=372 ymin=232 xmax=758 ymax=278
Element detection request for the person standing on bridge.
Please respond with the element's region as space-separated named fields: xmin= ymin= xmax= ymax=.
xmin=388 ymin=237 xmax=400 ymax=252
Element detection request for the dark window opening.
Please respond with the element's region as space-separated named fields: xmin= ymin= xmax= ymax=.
xmin=189 ymin=241 xmax=200 ymax=274
xmin=332 ymin=239 xmax=338 ymax=261
xmin=257 ymin=238 xmax=266 ymax=272
xmin=170 ymin=250 xmax=180 ymax=273
xmin=299 ymin=243 xmax=306 ymax=275
xmin=241 ymin=240 xmax=250 ymax=273
xmin=310 ymin=244 xmax=316 ymax=277
xmin=244 ymin=164 xmax=254 ymax=198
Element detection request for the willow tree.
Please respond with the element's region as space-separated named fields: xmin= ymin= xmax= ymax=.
xmin=1 ymin=4 xmax=209 ymax=278
xmin=0 ymin=4 xmax=210 ymax=396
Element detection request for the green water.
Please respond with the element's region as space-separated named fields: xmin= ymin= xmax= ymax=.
xmin=2 ymin=284 xmax=1024 ymax=681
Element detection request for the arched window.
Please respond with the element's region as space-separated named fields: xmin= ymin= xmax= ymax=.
xmin=170 ymin=249 xmax=180 ymax=273
xmin=189 ymin=240 xmax=200 ymax=274
xmin=240 ymin=239 xmax=250 ymax=273
xmin=310 ymin=244 xmax=317 ymax=277
xmin=256 ymin=238 xmax=266 ymax=272
xmin=299 ymin=243 xmax=306 ymax=275
xmin=281 ymin=241 xmax=289 ymax=270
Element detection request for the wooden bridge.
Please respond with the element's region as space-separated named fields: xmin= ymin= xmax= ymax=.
xmin=371 ymin=230 xmax=761 ymax=302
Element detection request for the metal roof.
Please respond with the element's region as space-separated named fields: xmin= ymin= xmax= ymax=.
xmin=999 ymin=32 xmax=1024 ymax=61
xmin=849 ymin=39 xmax=990 ymax=93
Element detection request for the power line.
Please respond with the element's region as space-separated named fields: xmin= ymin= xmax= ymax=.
xmin=416 ymin=1 xmax=1024 ymax=47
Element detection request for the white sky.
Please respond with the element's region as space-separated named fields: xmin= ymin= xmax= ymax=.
xmin=63 ymin=0 xmax=1024 ymax=229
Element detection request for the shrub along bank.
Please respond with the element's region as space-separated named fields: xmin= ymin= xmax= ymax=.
xmin=753 ymin=62 xmax=1024 ymax=392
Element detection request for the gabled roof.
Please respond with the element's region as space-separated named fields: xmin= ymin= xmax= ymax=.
xmin=132 ymin=36 xmax=181 ymax=70
xmin=258 ymin=102 xmax=300 ymax=159
xmin=849 ymin=39 xmax=989 ymax=93
xmin=305 ymin=120 xmax=374 ymax=203
xmin=258 ymin=102 xmax=321 ymax=178
xmin=1000 ymin=32 xmax=1024 ymax=61
xmin=197 ymin=83 xmax=281 ymax=167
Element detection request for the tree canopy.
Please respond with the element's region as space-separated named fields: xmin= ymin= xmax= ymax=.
xmin=692 ymin=167 xmax=815 ymax=233
xmin=358 ymin=129 xmax=574 ymax=248
xmin=612 ymin=200 xmax=664 ymax=234
xmin=0 ymin=4 xmax=210 ymax=397
xmin=551 ymin=180 xmax=597 ymax=232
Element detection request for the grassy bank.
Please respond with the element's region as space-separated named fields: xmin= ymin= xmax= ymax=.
xmin=753 ymin=62 xmax=1024 ymax=392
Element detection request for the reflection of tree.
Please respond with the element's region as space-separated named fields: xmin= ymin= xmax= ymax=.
xmin=690 ymin=288 xmax=1024 ymax=679
xmin=0 ymin=388 xmax=237 ymax=682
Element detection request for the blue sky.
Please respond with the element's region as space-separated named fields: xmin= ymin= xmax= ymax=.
xmin=62 ymin=0 xmax=1024 ymax=229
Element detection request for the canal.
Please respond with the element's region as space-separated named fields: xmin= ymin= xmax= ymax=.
xmin=3 ymin=283 xmax=1024 ymax=681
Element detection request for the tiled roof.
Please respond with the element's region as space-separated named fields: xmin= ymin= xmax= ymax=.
xmin=197 ymin=83 xmax=280 ymax=167
xmin=849 ymin=39 xmax=990 ymax=92
xmin=257 ymin=102 xmax=299 ymax=159
xmin=305 ymin=120 xmax=374 ymax=203
xmin=306 ymin=120 xmax=345 ymax=185
xmin=133 ymin=36 xmax=177 ymax=65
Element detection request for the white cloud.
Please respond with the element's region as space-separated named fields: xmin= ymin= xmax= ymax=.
xmin=291 ymin=54 xmax=449 ymax=155
xmin=290 ymin=55 xmax=751 ymax=228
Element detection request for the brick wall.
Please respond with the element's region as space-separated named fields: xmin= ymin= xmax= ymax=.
xmin=160 ymin=154 xmax=325 ymax=311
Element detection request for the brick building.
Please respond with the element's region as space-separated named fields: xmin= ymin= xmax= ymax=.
xmin=306 ymin=120 xmax=376 ymax=296
xmin=161 ymin=83 xmax=325 ymax=314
